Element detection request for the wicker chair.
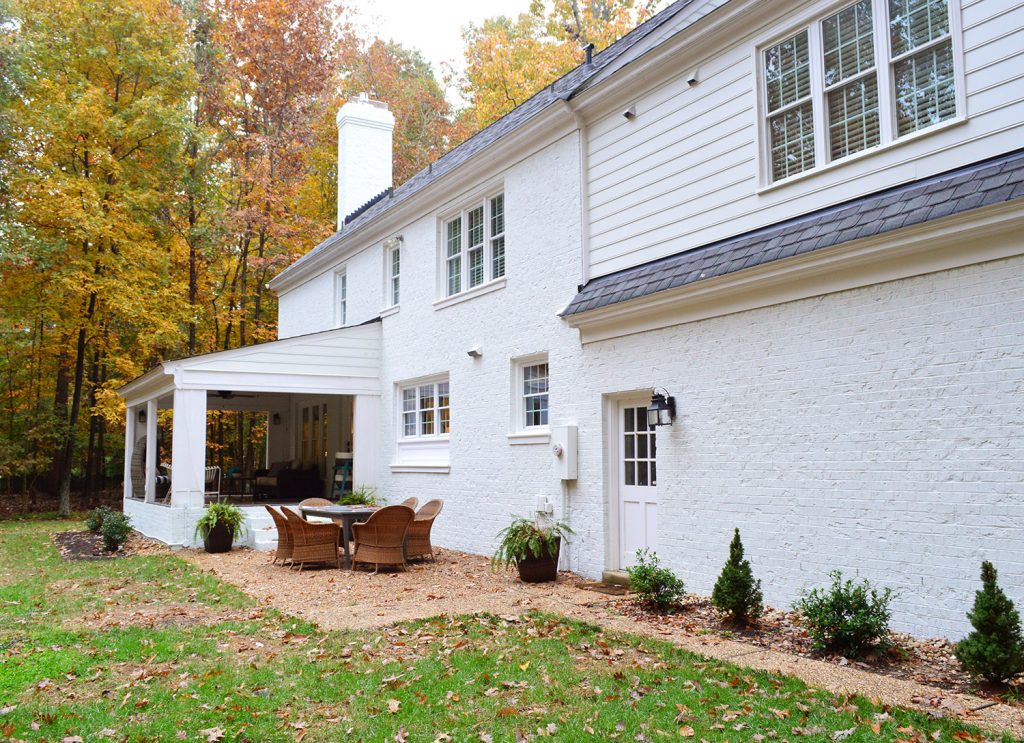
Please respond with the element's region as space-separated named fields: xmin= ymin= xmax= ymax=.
xmin=299 ymin=497 xmax=333 ymax=508
xmin=282 ymin=507 xmax=341 ymax=570
xmin=406 ymin=499 xmax=443 ymax=562
xmin=351 ymin=505 xmax=415 ymax=573
xmin=400 ymin=497 xmax=419 ymax=510
xmin=264 ymin=506 xmax=294 ymax=566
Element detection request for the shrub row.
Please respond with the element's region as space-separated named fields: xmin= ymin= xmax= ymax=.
xmin=625 ymin=531 xmax=1024 ymax=684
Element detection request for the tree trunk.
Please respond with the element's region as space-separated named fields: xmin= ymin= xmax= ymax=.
xmin=57 ymin=292 xmax=96 ymax=517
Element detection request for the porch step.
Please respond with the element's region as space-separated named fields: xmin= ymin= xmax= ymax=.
xmin=601 ymin=569 xmax=630 ymax=588
xmin=241 ymin=512 xmax=277 ymax=552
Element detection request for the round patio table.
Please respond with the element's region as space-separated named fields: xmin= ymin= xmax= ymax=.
xmin=300 ymin=505 xmax=378 ymax=569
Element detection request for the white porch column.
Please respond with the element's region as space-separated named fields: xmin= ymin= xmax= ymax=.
xmin=170 ymin=389 xmax=207 ymax=508
xmin=352 ymin=394 xmax=380 ymax=489
xmin=144 ymin=399 xmax=158 ymax=503
xmin=122 ymin=406 xmax=136 ymax=500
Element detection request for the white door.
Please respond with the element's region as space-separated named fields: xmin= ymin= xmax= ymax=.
xmin=618 ymin=401 xmax=658 ymax=568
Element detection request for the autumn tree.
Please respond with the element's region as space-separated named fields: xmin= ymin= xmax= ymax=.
xmin=3 ymin=0 xmax=192 ymax=513
xmin=341 ymin=39 xmax=469 ymax=185
xmin=461 ymin=0 xmax=660 ymax=130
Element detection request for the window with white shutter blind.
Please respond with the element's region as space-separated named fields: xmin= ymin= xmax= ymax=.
xmin=759 ymin=0 xmax=960 ymax=185
xmin=442 ymin=192 xmax=506 ymax=298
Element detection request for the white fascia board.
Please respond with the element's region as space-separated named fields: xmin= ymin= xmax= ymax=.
xmin=176 ymin=370 xmax=381 ymax=396
xmin=270 ymin=106 xmax=579 ymax=296
xmin=567 ymin=201 xmax=1024 ymax=344
xmin=118 ymin=365 xmax=176 ymax=405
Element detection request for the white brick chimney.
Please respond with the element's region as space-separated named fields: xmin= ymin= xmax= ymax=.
xmin=336 ymin=93 xmax=395 ymax=228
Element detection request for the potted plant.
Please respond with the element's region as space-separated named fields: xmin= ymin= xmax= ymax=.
xmin=492 ymin=518 xmax=574 ymax=583
xmin=339 ymin=485 xmax=380 ymax=507
xmin=195 ymin=500 xmax=245 ymax=553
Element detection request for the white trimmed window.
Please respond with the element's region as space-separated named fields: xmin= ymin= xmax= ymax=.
xmin=400 ymin=379 xmax=450 ymax=439
xmin=510 ymin=355 xmax=549 ymax=439
xmin=334 ymin=270 xmax=347 ymax=327
xmin=444 ymin=192 xmax=505 ymax=297
xmin=388 ymin=243 xmax=401 ymax=306
xmin=760 ymin=0 xmax=960 ymax=184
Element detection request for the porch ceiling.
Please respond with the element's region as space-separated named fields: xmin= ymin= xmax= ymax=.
xmin=118 ymin=321 xmax=382 ymax=406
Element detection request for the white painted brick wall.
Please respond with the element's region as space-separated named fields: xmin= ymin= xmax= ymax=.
xmin=375 ymin=133 xmax=587 ymax=562
xmin=571 ymin=255 xmax=1024 ymax=638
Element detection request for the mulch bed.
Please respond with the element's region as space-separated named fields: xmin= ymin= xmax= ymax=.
xmin=609 ymin=594 xmax=1023 ymax=707
xmin=53 ymin=531 xmax=131 ymax=561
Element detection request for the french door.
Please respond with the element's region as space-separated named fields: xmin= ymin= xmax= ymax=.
xmin=618 ymin=401 xmax=658 ymax=568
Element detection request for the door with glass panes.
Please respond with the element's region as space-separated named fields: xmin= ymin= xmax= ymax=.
xmin=618 ymin=401 xmax=657 ymax=568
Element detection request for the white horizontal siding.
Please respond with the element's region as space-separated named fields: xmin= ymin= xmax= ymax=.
xmin=586 ymin=0 xmax=1024 ymax=278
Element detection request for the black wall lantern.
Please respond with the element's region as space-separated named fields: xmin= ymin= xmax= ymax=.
xmin=137 ymin=408 xmax=147 ymax=423
xmin=271 ymin=413 xmax=282 ymax=426
xmin=647 ymin=388 xmax=676 ymax=427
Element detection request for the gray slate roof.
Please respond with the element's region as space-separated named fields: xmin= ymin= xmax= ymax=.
xmin=561 ymin=148 xmax=1024 ymax=317
xmin=278 ymin=0 xmax=704 ymax=280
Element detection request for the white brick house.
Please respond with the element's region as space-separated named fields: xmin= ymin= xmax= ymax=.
xmin=119 ymin=0 xmax=1024 ymax=637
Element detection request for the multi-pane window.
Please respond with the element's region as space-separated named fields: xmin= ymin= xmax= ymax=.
xmin=401 ymin=380 xmax=450 ymax=439
xmin=335 ymin=271 xmax=347 ymax=326
xmin=890 ymin=0 xmax=955 ymax=135
xmin=761 ymin=0 xmax=958 ymax=183
xmin=764 ymin=31 xmax=815 ymax=181
xmin=443 ymin=192 xmax=505 ymax=297
xmin=522 ymin=362 xmax=549 ymax=428
xmin=389 ymin=245 xmax=401 ymax=306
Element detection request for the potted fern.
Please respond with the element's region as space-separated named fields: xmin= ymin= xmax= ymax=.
xmin=195 ymin=500 xmax=245 ymax=553
xmin=492 ymin=518 xmax=574 ymax=583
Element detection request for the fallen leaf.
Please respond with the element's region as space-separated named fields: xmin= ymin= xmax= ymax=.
xmin=679 ymin=726 xmax=695 ymax=737
xmin=387 ymin=699 xmax=401 ymax=713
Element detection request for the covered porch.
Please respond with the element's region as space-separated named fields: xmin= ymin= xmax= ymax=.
xmin=117 ymin=323 xmax=382 ymax=548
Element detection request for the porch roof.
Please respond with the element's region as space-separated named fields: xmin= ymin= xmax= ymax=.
xmin=117 ymin=321 xmax=382 ymax=406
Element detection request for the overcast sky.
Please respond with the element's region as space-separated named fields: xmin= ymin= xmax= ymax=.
xmin=348 ymin=0 xmax=531 ymax=103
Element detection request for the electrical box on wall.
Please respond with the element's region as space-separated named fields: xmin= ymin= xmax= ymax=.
xmin=550 ymin=425 xmax=578 ymax=480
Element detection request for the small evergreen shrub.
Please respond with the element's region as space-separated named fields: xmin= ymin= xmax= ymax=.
xmin=955 ymin=561 xmax=1024 ymax=683
xmin=711 ymin=528 xmax=764 ymax=624
xmin=795 ymin=570 xmax=894 ymax=657
xmin=100 ymin=512 xmax=133 ymax=552
xmin=627 ymin=549 xmax=685 ymax=612
xmin=85 ymin=505 xmax=113 ymax=534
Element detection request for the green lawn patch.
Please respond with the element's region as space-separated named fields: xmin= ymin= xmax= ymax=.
xmin=0 ymin=520 xmax=1014 ymax=742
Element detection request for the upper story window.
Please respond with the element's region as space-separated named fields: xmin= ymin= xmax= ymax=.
xmin=760 ymin=0 xmax=959 ymax=185
xmin=388 ymin=241 xmax=401 ymax=307
xmin=401 ymin=378 xmax=450 ymax=439
xmin=334 ymin=270 xmax=347 ymax=327
xmin=444 ymin=192 xmax=505 ymax=297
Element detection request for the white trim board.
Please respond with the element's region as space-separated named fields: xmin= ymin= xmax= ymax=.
xmin=566 ymin=201 xmax=1024 ymax=344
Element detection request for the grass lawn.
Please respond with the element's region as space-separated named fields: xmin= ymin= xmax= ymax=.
xmin=0 ymin=519 xmax=1013 ymax=742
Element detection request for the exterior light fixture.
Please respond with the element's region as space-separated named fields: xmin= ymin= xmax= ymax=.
xmin=271 ymin=413 xmax=282 ymax=426
xmin=137 ymin=408 xmax=147 ymax=423
xmin=647 ymin=388 xmax=676 ymax=427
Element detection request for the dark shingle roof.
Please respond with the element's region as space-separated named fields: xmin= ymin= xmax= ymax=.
xmin=277 ymin=0 xmax=705 ymax=281
xmin=561 ymin=148 xmax=1024 ymax=317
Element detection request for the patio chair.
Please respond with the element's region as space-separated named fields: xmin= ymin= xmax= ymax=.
xmin=283 ymin=507 xmax=341 ymax=570
xmin=406 ymin=499 xmax=443 ymax=562
xmin=400 ymin=497 xmax=419 ymax=510
xmin=351 ymin=505 xmax=415 ymax=574
xmin=299 ymin=497 xmax=335 ymax=524
xmin=264 ymin=506 xmax=294 ymax=566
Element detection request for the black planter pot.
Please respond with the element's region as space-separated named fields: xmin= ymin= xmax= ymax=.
xmin=203 ymin=521 xmax=234 ymax=553
xmin=516 ymin=538 xmax=560 ymax=583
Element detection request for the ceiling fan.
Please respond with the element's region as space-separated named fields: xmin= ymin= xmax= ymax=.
xmin=214 ymin=390 xmax=258 ymax=399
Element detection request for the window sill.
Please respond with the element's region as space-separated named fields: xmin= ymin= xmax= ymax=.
xmin=507 ymin=430 xmax=551 ymax=445
xmin=433 ymin=277 xmax=506 ymax=311
xmin=756 ymin=116 xmax=967 ymax=195
xmin=389 ymin=462 xmax=450 ymax=474
xmin=380 ymin=304 xmax=400 ymax=318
